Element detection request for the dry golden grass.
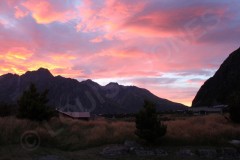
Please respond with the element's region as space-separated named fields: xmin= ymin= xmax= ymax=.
xmin=0 ymin=116 xmax=136 ymax=150
xmin=0 ymin=114 xmax=240 ymax=150
xmin=164 ymin=114 xmax=240 ymax=145
xmin=0 ymin=116 xmax=39 ymax=144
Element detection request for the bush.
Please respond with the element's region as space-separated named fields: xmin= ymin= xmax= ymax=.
xmin=135 ymin=100 xmax=167 ymax=142
xmin=17 ymin=83 xmax=55 ymax=121
xmin=229 ymin=92 xmax=240 ymax=123
xmin=0 ymin=103 xmax=17 ymax=117
xmin=229 ymin=105 xmax=240 ymax=123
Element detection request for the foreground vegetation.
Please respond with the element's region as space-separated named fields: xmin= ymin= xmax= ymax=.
xmin=135 ymin=101 xmax=167 ymax=142
xmin=0 ymin=116 xmax=135 ymax=150
xmin=0 ymin=114 xmax=240 ymax=151
xmin=164 ymin=114 xmax=240 ymax=145
xmin=17 ymin=83 xmax=56 ymax=121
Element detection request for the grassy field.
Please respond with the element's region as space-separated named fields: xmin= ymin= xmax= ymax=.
xmin=0 ymin=114 xmax=240 ymax=151
xmin=164 ymin=114 xmax=240 ymax=145
xmin=0 ymin=116 xmax=135 ymax=150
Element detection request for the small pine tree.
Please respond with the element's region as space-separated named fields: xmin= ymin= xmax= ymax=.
xmin=135 ymin=100 xmax=167 ymax=143
xmin=17 ymin=83 xmax=55 ymax=121
xmin=229 ymin=92 xmax=240 ymax=123
xmin=0 ymin=103 xmax=16 ymax=117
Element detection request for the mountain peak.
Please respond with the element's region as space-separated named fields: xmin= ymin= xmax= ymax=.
xmin=37 ymin=68 xmax=52 ymax=73
xmin=192 ymin=47 xmax=240 ymax=107
xmin=34 ymin=68 xmax=53 ymax=76
xmin=0 ymin=73 xmax=19 ymax=80
xmin=106 ymin=82 xmax=119 ymax=86
xmin=104 ymin=82 xmax=121 ymax=90
xmin=24 ymin=68 xmax=53 ymax=78
xmin=81 ymin=79 xmax=101 ymax=88
xmin=82 ymin=79 xmax=98 ymax=84
xmin=84 ymin=79 xmax=94 ymax=83
xmin=38 ymin=67 xmax=48 ymax=70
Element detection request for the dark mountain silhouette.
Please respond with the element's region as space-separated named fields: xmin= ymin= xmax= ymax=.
xmin=192 ymin=47 xmax=240 ymax=107
xmin=0 ymin=68 xmax=186 ymax=113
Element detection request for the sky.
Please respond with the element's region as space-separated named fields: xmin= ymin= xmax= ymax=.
xmin=0 ymin=0 xmax=239 ymax=106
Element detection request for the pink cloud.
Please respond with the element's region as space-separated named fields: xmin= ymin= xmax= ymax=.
xmin=21 ymin=0 xmax=76 ymax=24
xmin=90 ymin=37 xmax=103 ymax=43
xmin=122 ymin=4 xmax=226 ymax=39
xmin=76 ymin=0 xmax=145 ymax=34
xmin=76 ymin=0 xmax=227 ymax=43
xmin=14 ymin=6 xmax=28 ymax=19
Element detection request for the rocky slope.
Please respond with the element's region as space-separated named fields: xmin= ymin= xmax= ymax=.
xmin=192 ymin=47 xmax=240 ymax=107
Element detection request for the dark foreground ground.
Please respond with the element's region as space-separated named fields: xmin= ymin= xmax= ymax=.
xmin=1 ymin=144 xmax=240 ymax=160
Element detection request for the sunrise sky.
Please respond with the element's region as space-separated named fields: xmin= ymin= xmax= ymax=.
xmin=0 ymin=0 xmax=239 ymax=106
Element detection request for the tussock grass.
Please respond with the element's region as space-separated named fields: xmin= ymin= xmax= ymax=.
xmin=163 ymin=114 xmax=240 ymax=145
xmin=0 ymin=116 xmax=135 ymax=150
xmin=0 ymin=114 xmax=240 ymax=150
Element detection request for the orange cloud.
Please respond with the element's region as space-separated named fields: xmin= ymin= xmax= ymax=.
xmin=0 ymin=47 xmax=79 ymax=77
xmin=5 ymin=47 xmax=33 ymax=60
xmin=0 ymin=47 xmax=32 ymax=61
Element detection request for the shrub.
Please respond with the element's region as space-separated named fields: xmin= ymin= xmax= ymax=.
xmin=0 ymin=103 xmax=17 ymax=117
xmin=17 ymin=83 xmax=55 ymax=121
xmin=135 ymin=100 xmax=167 ymax=143
xmin=229 ymin=105 xmax=240 ymax=123
xmin=229 ymin=92 xmax=240 ymax=123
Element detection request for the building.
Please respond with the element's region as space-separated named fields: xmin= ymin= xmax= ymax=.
xmin=57 ymin=110 xmax=90 ymax=120
xmin=188 ymin=105 xmax=228 ymax=115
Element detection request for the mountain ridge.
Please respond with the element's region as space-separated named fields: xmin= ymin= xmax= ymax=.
xmin=0 ymin=68 xmax=187 ymax=114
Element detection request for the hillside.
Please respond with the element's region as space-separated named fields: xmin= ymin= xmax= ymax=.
xmin=0 ymin=68 xmax=186 ymax=113
xmin=192 ymin=47 xmax=240 ymax=107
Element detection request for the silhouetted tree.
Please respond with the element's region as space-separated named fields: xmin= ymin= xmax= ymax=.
xmin=0 ymin=103 xmax=16 ymax=117
xmin=229 ymin=92 xmax=240 ymax=123
xmin=17 ymin=83 xmax=55 ymax=121
xmin=135 ymin=100 xmax=167 ymax=142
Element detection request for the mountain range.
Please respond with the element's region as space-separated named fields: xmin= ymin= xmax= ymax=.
xmin=192 ymin=47 xmax=240 ymax=107
xmin=0 ymin=68 xmax=186 ymax=114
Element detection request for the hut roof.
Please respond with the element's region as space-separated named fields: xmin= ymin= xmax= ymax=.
xmin=57 ymin=110 xmax=90 ymax=118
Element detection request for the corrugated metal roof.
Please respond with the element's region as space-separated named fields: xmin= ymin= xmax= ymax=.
xmin=57 ymin=110 xmax=90 ymax=118
xmin=188 ymin=107 xmax=222 ymax=112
